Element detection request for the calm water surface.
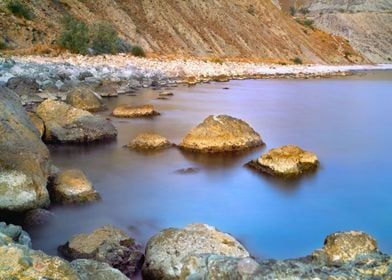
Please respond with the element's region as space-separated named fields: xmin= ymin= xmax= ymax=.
xmin=29 ymin=71 xmax=392 ymax=260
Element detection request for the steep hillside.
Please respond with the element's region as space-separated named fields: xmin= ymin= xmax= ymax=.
xmin=0 ymin=0 xmax=364 ymax=64
xmin=277 ymin=0 xmax=392 ymax=63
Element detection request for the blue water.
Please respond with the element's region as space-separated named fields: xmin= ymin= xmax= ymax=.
xmin=29 ymin=70 xmax=392 ymax=261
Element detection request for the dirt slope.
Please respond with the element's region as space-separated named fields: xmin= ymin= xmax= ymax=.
xmin=0 ymin=0 xmax=364 ymax=63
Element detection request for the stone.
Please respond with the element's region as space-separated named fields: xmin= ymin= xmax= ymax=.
xmin=179 ymin=115 xmax=263 ymax=153
xmin=5 ymin=76 xmax=39 ymax=96
xmin=78 ymin=71 xmax=94 ymax=81
xmin=51 ymin=169 xmax=100 ymax=204
xmin=142 ymin=224 xmax=250 ymax=279
xmin=159 ymin=91 xmax=174 ymax=97
xmin=0 ymin=222 xmax=31 ymax=248
xmin=59 ymin=225 xmax=144 ymax=277
xmin=24 ymin=208 xmax=55 ymax=226
xmin=66 ymin=87 xmax=106 ymax=112
xmin=248 ymin=145 xmax=319 ymax=178
xmin=28 ymin=111 xmax=45 ymax=138
xmin=71 ymin=259 xmax=128 ymax=280
xmin=128 ymin=133 xmax=171 ymax=150
xmin=94 ymin=81 xmax=120 ymax=97
xmin=0 ymin=87 xmax=50 ymax=212
xmin=112 ymin=104 xmax=159 ymax=118
xmin=36 ymin=99 xmax=117 ymax=143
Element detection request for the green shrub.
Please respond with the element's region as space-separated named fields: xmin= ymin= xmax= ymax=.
xmin=131 ymin=45 xmax=145 ymax=57
xmin=58 ymin=16 xmax=90 ymax=54
xmin=91 ymin=22 xmax=118 ymax=54
xmin=299 ymin=8 xmax=310 ymax=15
xmin=0 ymin=39 xmax=7 ymax=50
xmin=293 ymin=57 xmax=303 ymax=65
xmin=116 ymin=38 xmax=132 ymax=53
xmin=7 ymin=0 xmax=34 ymax=20
xmin=289 ymin=6 xmax=296 ymax=16
xmin=303 ymin=19 xmax=314 ymax=27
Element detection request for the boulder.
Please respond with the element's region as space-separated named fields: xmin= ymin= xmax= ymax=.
xmin=66 ymin=87 xmax=106 ymax=112
xmin=94 ymin=81 xmax=120 ymax=97
xmin=179 ymin=115 xmax=263 ymax=153
xmin=71 ymin=259 xmax=128 ymax=280
xmin=128 ymin=133 xmax=171 ymax=150
xmin=142 ymin=224 xmax=250 ymax=279
xmin=5 ymin=76 xmax=40 ymax=99
xmin=36 ymin=99 xmax=117 ymax=143
xmin=0 ymin=87 xmax=50 ymax=212
xmin=51 ymin=169 xmax=100 ymax=204
xmin=112 ymin=104 xmax=159 ymax=118
xmin=0 ymin=222 xmax=31 ymax=247
xmin=28 ymin=111 xmax=45 ymax=137
xmin=59 ymin=225 xmax=144 ymax=277
xmin=248 ymin=145 xmax=319 ymax=177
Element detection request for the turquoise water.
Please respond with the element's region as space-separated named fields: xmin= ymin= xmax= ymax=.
xmin=29 ymin=71 xmax=392 ymax=260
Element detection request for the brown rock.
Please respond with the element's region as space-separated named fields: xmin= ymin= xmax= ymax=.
xmin=128 ymin=133 xmax=171 ymax=150
xmin=28 ymin=112 xmax=45 ymax=138
xmin=112 ymin=104 xmax=159 ymax=118
xmin=66 ymin=87 xmax=106 ymax=112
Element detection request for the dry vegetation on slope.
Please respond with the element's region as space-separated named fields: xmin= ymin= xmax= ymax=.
xmin=0 ymin=0 xmax=364 ymax=64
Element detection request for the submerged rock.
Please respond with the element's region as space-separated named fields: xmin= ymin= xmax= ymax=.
xmin=71 ymin=259 xmax=128 ymax=280
xmin=128 ymin=133 xmax=171 ymax=150
xmin=0 ymin=87 xmax=50 ymax=212
xmin=51 ymin=169 xmax=100 ymax=204
xmin=28 ymin=111 xmax=45 ymax=138
xmin=142 ymin=224 xmax=249 ymax=279
xmin=112 ymin=104 xmax=159 ymax=118
xmin=60 ymin=225 xmax=144 ymax=277
xmin=179 ymin=115 xmax=263 ymax=153
xmin=248 ymin=145 xmax=319 ymax=177
xmin=159 ymin=91 xmax=174 ymax=97
xmin=36 ymin=99 xmax=117 ymax=143
xmin=66 ymin=87 xmax=106 ymax=112
xmin=24 ymin=208 xmax=55 ymax=226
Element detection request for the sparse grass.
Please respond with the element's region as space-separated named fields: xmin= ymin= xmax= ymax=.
xmin=344 ymin=51 xmax=352 ymax=58
xmin=292 ymin=57 xmax=303 ymax=65
xmin=247 ymin=5 xmax=255 ymax=16
xmin=299 ymin=8 xmax=310 ymax=15
xmin=296 ymin=18 xmax=314 ymax=29
xmin=209 ymin=57 xmax=224 ymax=64
xmin=58 ymin=15 xmax=90 ymax=54
xmin=131 ymin=45 xmax=145 ymax=57
xmin=6 ymin=0 xmax=34 ymax=20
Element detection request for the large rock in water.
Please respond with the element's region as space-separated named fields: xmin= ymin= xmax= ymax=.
xmin=142 ymin=224 xmax=250 ymax=280
xmin=112 ymin=104 xmax=159 ymax=118
xmin=128 ymin=133 xmax=172 ymax=150
xmin=36 ymin=99 xmax=117 ymax=143
xmin=66 ymin=87 xmax=106 ymax=112
xmin=248 ymin=145 xmax=319 ymax=178
xmin=179 ymin=115 xmax=263 ymax=153
xmin=59 ymin=225 xmax=144 ymax=278
xmin=0 ymin=87 xmax=50 ymax=212
xmin=71 ymin=259 xmax=128 ymax=280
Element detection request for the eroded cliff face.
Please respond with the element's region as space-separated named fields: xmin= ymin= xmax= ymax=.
xmin=0 ymin=0 xmax=363 ymax=64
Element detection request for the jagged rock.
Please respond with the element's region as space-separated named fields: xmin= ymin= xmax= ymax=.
xmin=128 ymin=133 xmax=171 ymax=150
xmin=36 ymin=99 xmax=117 ymax=143
xmin=247 ymin=145 xmax=319 ymax=178
xmin=179 ymin=115 xmax=263 ymax=153
xmin=23 ymin=208 xmax=55 ymax=226
xmin=112 ymin=104 xmax=159 ymax=118
xmin=66 ymin=87 xmax=106 ymax=112
xmin=51 ymin=169 xmax=100 ymax=204
xmin=71 ymin=259 xmax=128 ymax=280
xmin=0 ymin=87 xmax=50 ymax=212
xmin=28 ymin=111 xmax=45 ymax=137
xmin=142 ymin=224 xmax=250 ymax=279
xmin=59 ymin=225 xmax=144 ymax=278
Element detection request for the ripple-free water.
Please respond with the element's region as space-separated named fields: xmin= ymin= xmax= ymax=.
xmin=28 ymin=71 xmax=392 ymax=260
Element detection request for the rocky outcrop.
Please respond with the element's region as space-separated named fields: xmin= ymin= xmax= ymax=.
xmin=112 ymin=104 xmax=159 ymax=118
xmin=60 ymin=225 xmax=144 ymax=278
xmin=66 ymin=87 xmax=106 ymax=112
xmin=179 ymin=115 xmax=263 ymax=153
xmin=142 ymin=224 xmax=250 ymax=279
xmin=247 ymin=145 xmax=319 ymax=178
xmin=71 ymin=259 xmax=128 ymax=280
xmin=36 ymin=99 xmax=117 ymax=143
xmin=50 ymin=169 xmax=100 ymax=204
xmin=0 ymin=87 xmax=50 ymax=212
xmin=128 ymin=133 xmax=172 ymax=150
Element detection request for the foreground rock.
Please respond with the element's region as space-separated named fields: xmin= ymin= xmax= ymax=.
xmin=66 ymin=87 xmax=106 ymax=112
xmin=36 ymin=99 xmax=117 ymax=143
xmin=179 ymin=115 xmax=263 ymax=153
xmin=0 ymin=87 xmax=50 ymax=212
xmin=51 ymin=169 xmax=100 ymax=204
xmin=180 ymin=231 xmax=391 ymax=280
xmin=247 ymin=145 xmax=319 ymax=178
xmin=142 ymin=224 xmax=250 ymax=279
xmin=112 ymin=104 xmax=159 ymax=118
xmin=60 ymin=225 xmax=144 ymax=277
xmin=71 ymin=259 xmax=128 ymax=280
xmin=28 ymin=111 xmax=45 ymax=138
xmin=0 ymin=223 xmax=79 ymax=280
xmin=128 ymin=133 xmax=171 ymax=150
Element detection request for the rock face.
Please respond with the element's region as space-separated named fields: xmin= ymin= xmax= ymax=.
xmin=0 ymin=87 xmax=50 ymax=212
xmin=179 ymin=115 xmax=263 ymax=153
xmin=66 ymin=87 xmax=106 ymax=112
xmin=142 ymin=224 xmax=250 ymax=279
xmin=36 ymin=99 xmax=117 ymax=143
xmin=71 ymin=259 xmax=128 ymax=280
xmin=51 ymin=169 xmax=100 ymax=204
xmin=60 ymin=225 xmax=144 ymax=278
xmin=28 ymin=111 xmax=45 ymax=137
xmin=248 ymin=145 xmax=319 ymax=177
xmin=128 ymin=133 xmax=171 ymax=150
xmin=112 ymin=104 xmax=159 ymax=118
